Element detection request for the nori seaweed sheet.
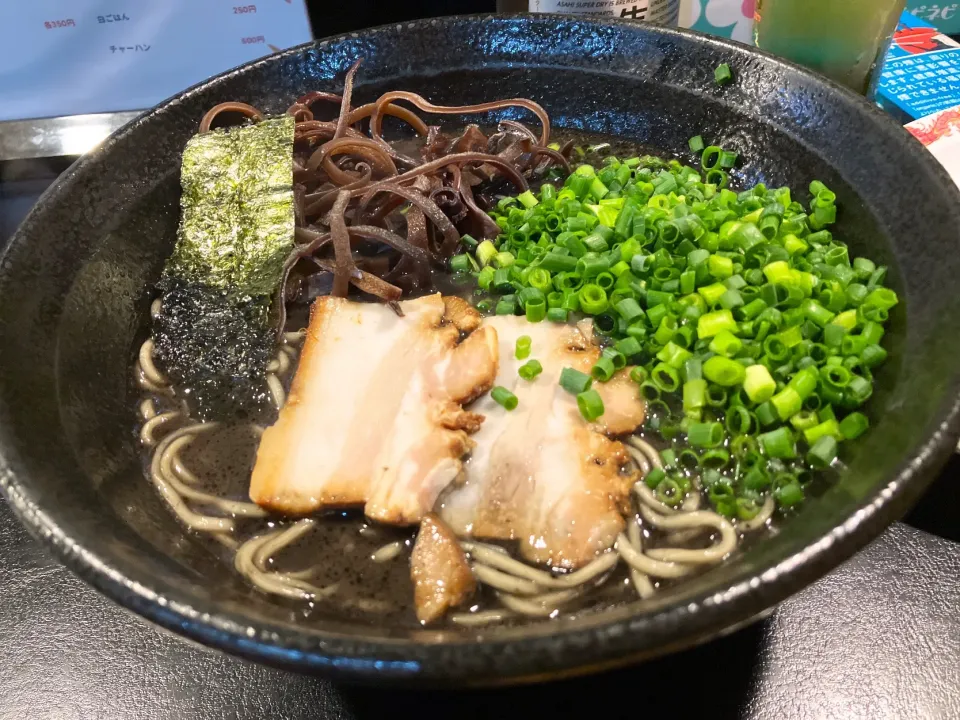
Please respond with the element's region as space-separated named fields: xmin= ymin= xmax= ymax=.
xmin=166 ymin=115 xmax=295 ymax=299
xmin=153 ymin=279 xmax=275 ymax=421
xmin=153 ymin=115 xmax=295 ymax=419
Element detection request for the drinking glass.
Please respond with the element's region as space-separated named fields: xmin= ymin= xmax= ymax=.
xmin=754 ymin=0 xmax=908 ymax=96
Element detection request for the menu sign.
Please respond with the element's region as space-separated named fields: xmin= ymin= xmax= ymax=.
xmin=0 ymin=1 xmax=313 ymax=123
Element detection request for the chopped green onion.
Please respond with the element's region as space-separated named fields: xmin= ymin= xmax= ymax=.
xmin=719 ymin=288 xmax=744 ymax=310
xmin=547 ymin=307 xmax=569 ymax=323
xmin=708 ymin=484 xmax=736 ymax=514
xmin=450 ymin=254 xmax=473 ymax=273
xmin=858 ymin=319 xmax=884 ymax=345
xmin=788 ymin=366 xmax=819 ymax=399
xmin=655 ymin=478 xmax=685 ymax=507
xmin=684 ymin=357 xmax=703 ymax=381
xmin=762 ymin=336 xmax=788 ymax=362
xmin=577 ymin=388 xmax=605 ymax=421
xmin=495 ymin=251 xmax=515 ymax=268
xmin=615 ymin=298 xmax=645 ymax=324
xmin=703 ymin=355 xmax=747 ymax=387
xmin=591 ymin=356 xmax=617 ymax=382
xmin=516 ymin=190 xmax=539 ymax=208
xmin=698 ymin=309 xmax=738 ymax=339
xmin=832 ymin=309 xmax=858 ymax=330
xmin=689 ymin=135 xmax=705 ymax=153
xmin=579 ymin=283 xmax=608 ymax=314
xmin=578 ymin=256 xmax=609 ymax=278
xmin=476 ymin=240 xmax=498 ymax=267
xmin=790 ymin=410 xmax=819 ymax=431
xmin=657 ymin=341 xmax=693 ymax=369
xmin=679 ymin=449 xmax=701 ymax=469
xmin=771 ymin=387 xmax=802 ymax=420
xmin=560 ymin=367 xmax=592 ymax=395
xmin=495 ymin=298 xmax=517 ymax=316
xmin=654 ymin=316 xmax=678 ymax=345
xmin=645 ymin=467 xmax=667 ymax=489
xmin=839 ymin=411 xmax=869 ymax=439
xmin=743 ymin=466 xmax=771 ymax=491
xmin=491 ymin=386 xmax=518 ymax=411
xmin=492 ymin=268 xmax=512 ymax=292
xmin=821 ymin=365 xmax=851 ymax=389
xmin=775 ymin=482 xmax=805 ymax=507
xmin=714 ymin=63 xmax=733 ymax=85
xmin=652 ymin=362 xmax=682 ymax=392
xmin=725 ymin=405 xmax=753 ymax=435
xmin=683 ymin=378 xmax=708 ymax=415
xmin=702 ymin=146 xmax=723 ymax=171
xmin=822 ymin=322 xmax=846 ymax=350
xmin=701 ymin=448 xmax=731 ymax=469
xmin=615 ymin=336 xmax=643 ymax=358
xmin=641 ymin=381 xmax=661 ymax=401
xmin=755 ymin=401 xmax=778 ymax=427
xmin=583 ymin=233 xmax=609 ymax=253
xmin=699 ymin=282 xmax=728 ymax=306
xmin=630 ymin=366 xmax=648 ymax=385
xmin=562 ymin=292 xmax=581 ymax=312
xmin=603 ymin=346 xmax=627 ymax=370
xmin=540 ymin=253 xmax=579 ymax=273
xmin=803 ymin=418 xmax=842 ymax=444
xmin=867 ymin=267 xmax=888 ymax=289
xmin=706 ymin=385 xmax=729 ymax=408
xmin=525 ymin=296 xmax=547 ymax=323
xmin=518 ymin=360 xmax=543 ymax=381
xmin=527 ymin=268 xmax=552 ymax=292
xmin=759 ymin=426 xmax=797 ymax=458
xmin=802 ymin=299 xmax=835 ymax=327
xmin=744 ymin=364 xmax=776 ymax=403
xmin=709 ymin=329 xmax=743 ymax=357
xmin=709 ymin=254 xmax=734 ymax=280
xmin=515 ymin=335 xmax=532 ymax=360
xmin=807 ymin=435 xmax=838 ymax=468
xmin=736 ymin=498 xmax=761 ymax=521
xmin=864 ymin=287 xmax=898 ymax=311
xmin=688 ymin=422 xmax=724 ymax=448
xmin=477 ymin=266 xmax=496 ymax=290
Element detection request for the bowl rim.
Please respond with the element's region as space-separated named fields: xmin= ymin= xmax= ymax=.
xmin=3 ymin=13 xmax=960 ymax=685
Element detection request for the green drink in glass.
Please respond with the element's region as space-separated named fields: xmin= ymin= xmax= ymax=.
xmin=754 ymin=0 xmax=907 ymax=96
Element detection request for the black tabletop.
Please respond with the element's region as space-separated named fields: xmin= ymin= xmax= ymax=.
xmin=2 ymin=163 xmax=960 ymax=719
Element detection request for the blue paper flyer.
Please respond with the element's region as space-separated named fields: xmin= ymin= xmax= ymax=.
xmin=877 ymin=12 xmax=960 ymax=122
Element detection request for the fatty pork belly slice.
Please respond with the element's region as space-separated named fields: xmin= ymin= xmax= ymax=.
xmin=439 ymin=317 xmax=645 ymax=570
xmin=250 ymin=294 xmax=498 ymax=524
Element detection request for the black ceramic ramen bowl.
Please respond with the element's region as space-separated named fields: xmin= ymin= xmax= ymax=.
xmin=2 ymin=15 xmax=960 ymax=685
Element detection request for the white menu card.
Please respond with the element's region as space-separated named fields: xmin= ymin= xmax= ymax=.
xmin=0 ymin=1 xmax=313 ymax=123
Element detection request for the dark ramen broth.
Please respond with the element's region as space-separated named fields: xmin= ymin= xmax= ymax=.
xmin=134 ymin=129 xmax=778 ymax=628
xmin=166 ymin=426 xmax=679 ymax=626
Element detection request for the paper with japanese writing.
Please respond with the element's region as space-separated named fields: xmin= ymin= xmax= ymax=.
xmin=877 ymin=12 xmax=960 ymax=121
xmin=0 ymin=1 xmax=312 ymax=122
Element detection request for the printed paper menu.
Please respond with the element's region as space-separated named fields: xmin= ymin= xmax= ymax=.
xmin=0 ymin=1 xmax=313 ymax=123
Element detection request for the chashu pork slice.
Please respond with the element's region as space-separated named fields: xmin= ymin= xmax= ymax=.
xmin=438 ymin=317 xmax=645 ymax=569
xmin=410 ymin=513 xmax=476 ymax=624
xmin=250 ymin=294 xmax=498 ymax=524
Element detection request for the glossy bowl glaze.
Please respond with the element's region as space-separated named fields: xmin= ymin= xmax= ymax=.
xmin=2 ymin=15 xmax=960 ymax=685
